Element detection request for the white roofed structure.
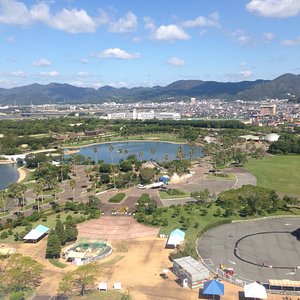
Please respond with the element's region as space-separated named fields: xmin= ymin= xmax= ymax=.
xmin=23 ymin=224 xmax=49 ymax=243
xmin=166 ymin=229 xmax=185 ymax=248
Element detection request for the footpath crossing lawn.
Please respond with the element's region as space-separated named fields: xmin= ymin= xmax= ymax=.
xmin=244 ymin=155 xmax=300 ymax=195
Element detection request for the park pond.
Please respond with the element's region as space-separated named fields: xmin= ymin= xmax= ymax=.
xmin=0 ymin=163 xmax=19 ymax=190
xmin=70 ymin=141 xmax=203 ymax=163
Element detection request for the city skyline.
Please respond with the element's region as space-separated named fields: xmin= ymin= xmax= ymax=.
xmin=0 ymin=0 xmax=300 ymax=89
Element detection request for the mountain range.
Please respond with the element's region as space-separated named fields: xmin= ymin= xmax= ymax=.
xmin=0 ymin=73 xmax=299 ymax=105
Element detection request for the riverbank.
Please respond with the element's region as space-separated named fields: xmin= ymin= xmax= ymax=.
xmin=17 ymin=167 xmax=27 ymax=183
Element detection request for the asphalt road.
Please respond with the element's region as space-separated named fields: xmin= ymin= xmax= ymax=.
xmin=198 ymin=217 xmax=300 ymax=283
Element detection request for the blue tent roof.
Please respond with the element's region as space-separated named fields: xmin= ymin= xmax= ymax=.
xmin=203 ymin=280 xmax=224 ymax=295
xmin=170 ymin=229 xmax=185 ymax=239
xmin=35 ymin=224 xmax=50 ymax=234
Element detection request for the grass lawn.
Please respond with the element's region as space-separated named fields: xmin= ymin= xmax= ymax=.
xmin=48 ymin=259 xmax=67 ymax=269
xmin=205 ymin=173 xmax=236 ymax=181
xmin=159 ymin=189 xmax=190 ymax=199
xmin=108 ymin=193 xmax=126 ymax=203
xmin=158 ymin=203 xmax=300 ymax=247
xmin=244 ymin=155 xmax=300 ymax=194
xmin=0 ymin=211 xmax=85 ymax=243
xmin=71 ymin=290 xmax=126 ymax=300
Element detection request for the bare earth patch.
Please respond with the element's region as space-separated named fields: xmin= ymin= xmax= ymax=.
xmin=77 ymin=216 xmax=159 ymax=240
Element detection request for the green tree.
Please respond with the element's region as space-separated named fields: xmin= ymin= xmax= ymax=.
xmin=176 ymin=146 xmax=185 ymax=161
xmin=93 ymin=147 xmax=98 ymax=164
xmin=46 ymin=230 xmax=61 ymax=258
xmin=1 ymin=253 xmax=43 ymax=293
xmin=0 ymin=190 xmax=8 ymax=212
xmin=58 ymin=263 xmax=98 ymax=296
xmin=65 ymin=218 xmax=78 ymax=242
xmin=19 ymin=184 xmax=27 ymax=208
xmin=69 ymin=179 xmax=76 ymax=201
xmin=139 ymin=168 xmax=156 ymax=184
xmin=151 ymin=147 xmax=157 ymax=161
xmin=55 ymin=219 xmax=66 ymax=245
xmin=7 ymin=183 xmax=22 ymax=208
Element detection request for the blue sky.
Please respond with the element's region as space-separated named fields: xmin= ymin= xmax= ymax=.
xmin=0 ymin=0 xmax=300 ymax=89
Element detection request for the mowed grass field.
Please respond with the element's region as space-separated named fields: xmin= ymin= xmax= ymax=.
xmin=244 ymin=155 xmax=300 ymax=194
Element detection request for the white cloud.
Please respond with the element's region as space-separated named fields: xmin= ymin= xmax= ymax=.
xmin=98 ymin=48 xmax=141 ymax=60
xmin=109 ymin=81 xmax=128 ymax=88
xmin=246 ymin=0 xmax=300 ymax=18
xmin=182 ymin=12 xmax=220 ymax=28
xmin=281 ymin=36 xmax=300 ymax=46
xmin=109 ymin=11 xmax=137 ymax=33
xmin=167 ymin=57 xmax=185 ymax=67
xmin=47 ymin=8 xmax=97 ymax=33
xmin=0 ymin=0 xmax=32 ymax=25
xmin=154 ymin=24 xmax=190 ymax=41
xmin=8 ymin=71 xmax=27 ymax=77
xmin=81 ymin=58 xmax=88 ymax=65
xmin=33 ymin=58 xmax=51 ymax=67
xmin=264 ymin=32 xmax=275 ymax=42
xmin=39 ymin=70 xmax=59 ymax=77
xmin=77 ymin=72 xmax=89 ymax=77
xmin=0 ymin=0 xmax=97 ymax=33
xmin=6 ymin=35 xmax=16 ymax=43
xmin=144 ymin=16 xmax=155 ymax=30
xmin=239 ymin=70 xmax=253 ymax=78
xmin=229 ymin=29 xmax=252 ymax=45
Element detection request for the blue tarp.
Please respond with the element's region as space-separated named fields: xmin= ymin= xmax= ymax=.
xmin=203 ymin=280 xmax=224 ymax=295
xmin=35 ymin=224 xmax=50 ymax=235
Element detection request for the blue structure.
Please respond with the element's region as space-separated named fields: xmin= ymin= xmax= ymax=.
xmin=203 ymin=279 xmax=224 ymax=297
xmin=159 ymin=175 xmax=170 ymax=183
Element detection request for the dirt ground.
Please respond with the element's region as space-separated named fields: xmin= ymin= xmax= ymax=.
xmin=14 ymin=234 xmax=300 ymax=300
xmin=77 ymin=216 xmax=159 ymax=240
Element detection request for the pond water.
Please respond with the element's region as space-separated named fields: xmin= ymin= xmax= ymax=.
xmin=0 ymin=163 xmax=19 ymax=190
xmin=73 ymin=141 xmax=202 ymax=163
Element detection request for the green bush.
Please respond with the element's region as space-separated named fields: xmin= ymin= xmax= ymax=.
xmin=0 ymin=231 xmax=8 ymax=240
xmin=166 ymin=189 xmax=185 ymax=196
xmin=108 ymin=193 xmax=126 ymax=203
xmin=9 ymin=291 xmax=24 ymax=300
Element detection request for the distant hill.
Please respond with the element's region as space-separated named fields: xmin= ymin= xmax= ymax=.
xmin=0 ymin=73 xmax=299 ymax=105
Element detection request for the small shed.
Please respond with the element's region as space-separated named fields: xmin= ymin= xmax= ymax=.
xmin=166 ymin=229 xmax=185 ymax=248
xmin=23 ymin=224 xmax=49 ymax=243
xmin=98 ymin=282 xmax=108 ymax=291
xmin=113 ymin=282 xmax=122 ymax=290
xmin=173 ymin=256 xmax=210 ymax=289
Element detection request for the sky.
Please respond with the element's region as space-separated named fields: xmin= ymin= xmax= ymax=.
xmin=0 ymin=0 xmax=300 ymax=89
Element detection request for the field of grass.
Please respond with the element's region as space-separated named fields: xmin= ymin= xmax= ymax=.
xmin=158 ymin=202 xmax=300 ymax=248
xmin=108 ymin=193 xmax=126 ymax=203
xmin=0 ymin=211 xmax=84 ymax=243
xmin=48 ymin=259 xmax=67 ymax=269
xmin=244 ymin=155 xmax=300 ymax=194
xmin=71 ymin=290 xmax=126 ymax=300
xmin=206 ymin=173 xmax=236 ymax=181
xmin=159 ymin=189 xmax=190 ymax=199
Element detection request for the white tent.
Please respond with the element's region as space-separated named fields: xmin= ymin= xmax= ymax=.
xmin=98 ymin=282 xmax=107 ymax=291
xmin=113 ymin=282 xmax=122 ymax=290
xmin=244 ymin=282 xmax=267 ymax=299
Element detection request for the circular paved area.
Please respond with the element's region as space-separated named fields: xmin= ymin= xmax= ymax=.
xmin=198 ymin=217 xmax=300 ymax=283
xmin=77 ymin=216 xmax=159 ymax=240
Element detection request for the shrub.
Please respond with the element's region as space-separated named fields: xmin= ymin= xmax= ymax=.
xmin=0 ymin=231 xmax=8 ymax=240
